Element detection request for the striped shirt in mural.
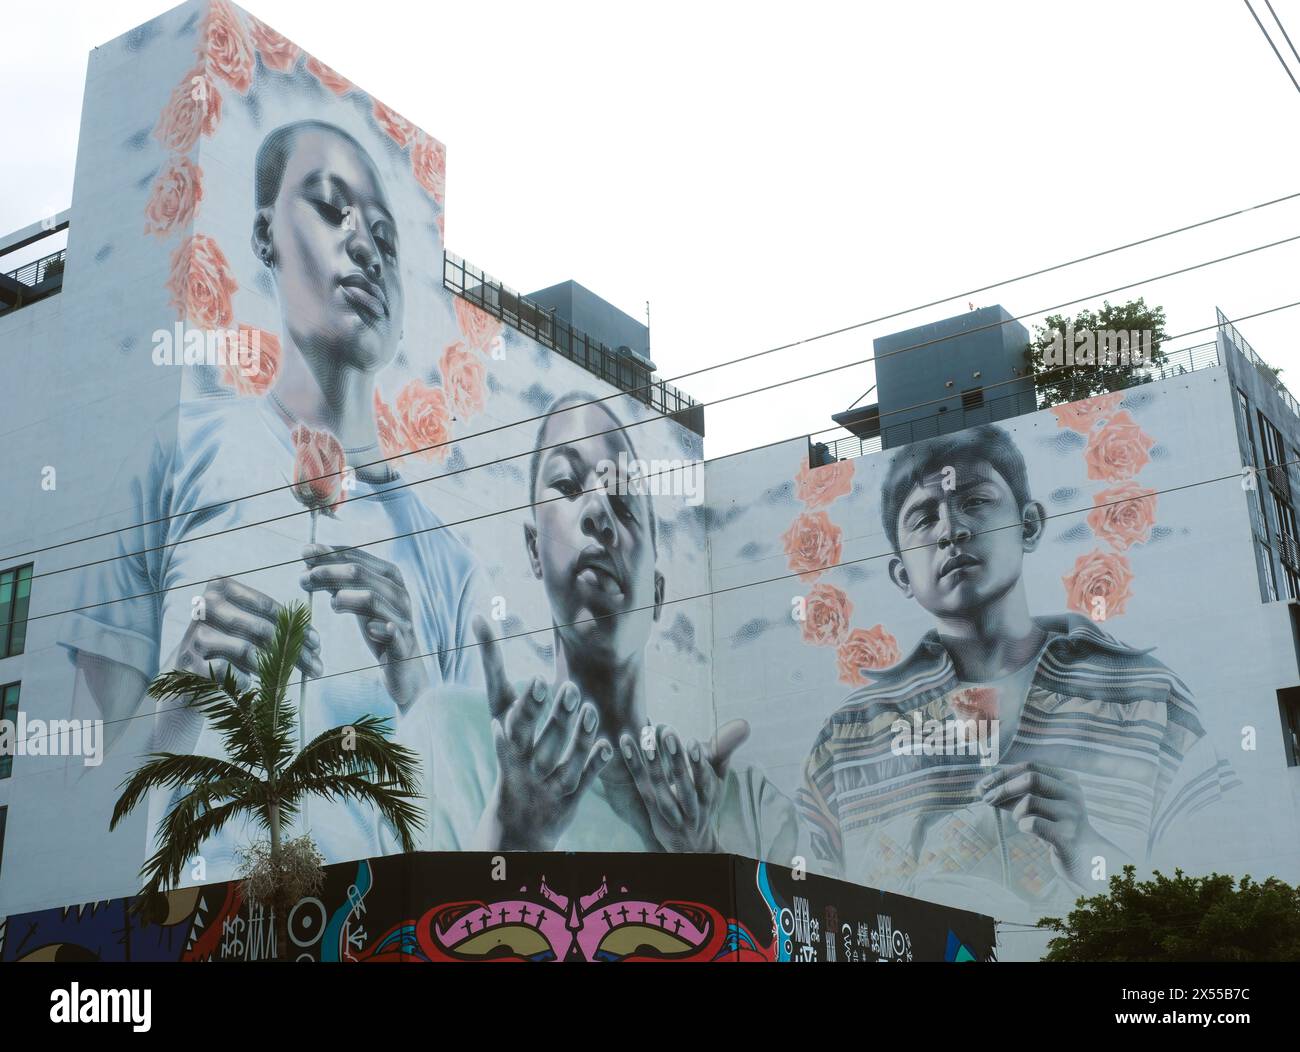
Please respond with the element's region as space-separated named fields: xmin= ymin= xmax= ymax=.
xmin=799 ymin=614 xmax=1240 ymax=912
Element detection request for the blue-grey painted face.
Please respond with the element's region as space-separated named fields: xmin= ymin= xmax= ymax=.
xmin=890 ymin=459 xmax=1041 ymax=620
xmin=263 ymin=127 xmax=403 ymax=373
xmin=527 ymin=403 xmax=662 ymax=664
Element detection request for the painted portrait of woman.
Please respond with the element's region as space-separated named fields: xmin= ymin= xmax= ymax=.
xmin=61 ymin=119 xmax=484 ymax=874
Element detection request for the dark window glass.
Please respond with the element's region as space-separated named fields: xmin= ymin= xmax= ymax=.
xmin=0 ymin=682 xmax=17 ymax=779
xmin=0 ymin=564 xmax=34 ymax=659
xmin=1280 ymin=689 xmax=1300 ymax=767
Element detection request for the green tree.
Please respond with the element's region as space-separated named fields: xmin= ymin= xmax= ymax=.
xmin=1040 ymin=866 xmax=1300 ymax=962
xmin=1024 ymin=298 xmax=1168 ymax=405
xmin=110 ymin=602 xmax=423 ymax=960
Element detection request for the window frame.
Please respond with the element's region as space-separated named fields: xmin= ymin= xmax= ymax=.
xmin=0 ymin=681 xmax=18 ymax=779
xmin=0 ymin=563 xmax=34 ymax=659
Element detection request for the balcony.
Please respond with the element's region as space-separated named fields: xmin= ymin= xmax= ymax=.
xmin=0 ymin=215 xmax=69 ymax=317
xmin=443 ymin=252 xmax=704 ymax=437
xmin=1278 ymin=531 xmax=1300 ymax=573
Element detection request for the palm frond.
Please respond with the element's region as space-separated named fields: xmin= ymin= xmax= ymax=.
xmin=282 ymin=773 xmax=424 ymax=852
xmin=134 ymin=794 xmax=254 ymax=907
xmin=283 ymin=715 xmax=422 ymax=797
xmin=253 ymin=603 xmax=312 ymax=775
xmin=148 ymin=666 xmax=266 ymax=772
xmin=111 ymin=753 xmax=259 ymax=830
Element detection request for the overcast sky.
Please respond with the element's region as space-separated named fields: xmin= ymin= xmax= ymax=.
xmin=3 ymin=0 xmax=1299 ymax=459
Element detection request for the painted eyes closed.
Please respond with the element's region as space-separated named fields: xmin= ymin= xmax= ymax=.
xmin=549 ymin=476 xmax=582 ymax=499
xmin=310 ymin=200 xmax=397 ymax=261
xmin=609 ymin=494 xmax=638 ymax=527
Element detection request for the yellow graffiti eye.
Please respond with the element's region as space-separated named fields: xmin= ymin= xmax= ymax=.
xmin=595 ymin=925 xmax=693 ymax=958
xmin=453 ymin=924 xmax=552 ymax=959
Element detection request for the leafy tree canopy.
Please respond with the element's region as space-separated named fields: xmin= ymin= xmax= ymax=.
xmin=1024 ymin=298 xmax=1168 ymax=405
xmin=1040 ymin=866 xmax=1300 ymax=962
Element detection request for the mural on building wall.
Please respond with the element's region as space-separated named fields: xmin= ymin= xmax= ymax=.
xmin=5 ymin=0 xmax=1257 ymax=939
xmin=0 ymin=852 xmax=995 ymax=962
xmin=50 ymin=0 xmax=731 ymax=895
xmin=712 ymin=387 xmax=1245 ymax=922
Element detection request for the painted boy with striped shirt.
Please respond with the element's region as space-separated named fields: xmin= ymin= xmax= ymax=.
xmin=799 ymin=425 xmax=1238 ymax=916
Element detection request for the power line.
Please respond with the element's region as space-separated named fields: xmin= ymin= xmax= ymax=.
xmin=1246 ymin=0 xmax=1300 ymax=96
xmin=12 ymin=299 xmax=1299 ymax=607
xmin=1266 ymin=0 xmax=1300 ymax=66
xmin=25 ymin=447 xmax=1292 ymax=740
xmin=6 ymin=187 xmax=1300 ymax=565
xmin=10 ymin=235 xmax=1300 ymax=588
xmin=10 ymin=301 xmax=1299 ymax=627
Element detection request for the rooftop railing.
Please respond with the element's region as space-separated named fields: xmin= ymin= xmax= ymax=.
xmin=818 ymin=339 xmax=1222 ymax=463
xmin=1216 ymin=307 xmax=1300 ymax=422
xmin=443 ymin=251 xmax=703 ymax=436
xmin=1 ymin=216 xmax=69 ymax=315
xmin=3 ymin=247 xmax=67 ymax=288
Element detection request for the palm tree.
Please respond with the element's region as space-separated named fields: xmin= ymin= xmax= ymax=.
xmin=110 ymin=601 xmax=424 ymax=960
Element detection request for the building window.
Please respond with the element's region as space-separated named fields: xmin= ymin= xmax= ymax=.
xmin=0 ymin=682 xmax=17 ymax=779
xmin=1280 ymin=689 xmax=1300 ymax=767
xmin=1258 ymin=412 xmax=1290 ymax=498
xmin=1262 ymin=544 xmax=1279 ymax=602
xmin=0 ymin=564 xmax=33 ymax=659
xmin=961 ymin=387 xmax=984 ymax=411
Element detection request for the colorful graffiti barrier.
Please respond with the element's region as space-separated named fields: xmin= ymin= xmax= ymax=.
xmin=0 ymin=852 xmax=995 ymax=963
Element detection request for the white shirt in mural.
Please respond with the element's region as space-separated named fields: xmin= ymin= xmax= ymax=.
xmin=59 ymin=394 xmax=484 ymax=876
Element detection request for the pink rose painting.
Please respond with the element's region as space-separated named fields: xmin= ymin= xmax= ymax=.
xmin=290 ymin=424 xmax=347 ymax=517
xmin=1087 ymin=482 xmax=1157 ymax=551
xmin=221 ymin=326 xmax=280 ymax=397
xmin=946 ymin=686 xmax=999 ymax=723
xmin=801 ymin=583 xmax=854 ymax=647
xmin=306 ymin=56 xmax=353 ymax=96
xmin=249 ymin=16 xmax=301 ymax=73
xmin=395 ymin=380 xmax=451 ymax=461
xmin=374 ymin=390 xmax=407 ymax=461
xmin=1063 ymin=549 xmax=1135 ymax=619
xmin=411 ymin=134 xmax=446 ymax=205
xmin=439 ymin=342 xmax=486 ymax=419
xmin=1084 ymin=411 xmax=1155 ymax=482
xmin=836 ymin=625 xmax=901 ymax=686
xmin=372 ymin=99 xmax=417 ymax=149
xmin=201 ymin=0 xmax=255 ymax=96
xmin=166 ymin=234 xmax=238 ymax=330
xmin=144 ymin=156 xmax=203 ymax=238
xmin=1051 ymin=391 xmax=1123 ymax=433
xmin=453 ymin=297 xmax=504 ymax=354
xmin=794 ymin=456 xmax=854 ymax=510
xmin=153 ymin=66 xmax=222 ymax=153
xmin=781 ymin=512 xmax=843 ymax=582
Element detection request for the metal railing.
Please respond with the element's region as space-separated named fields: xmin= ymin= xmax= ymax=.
xmin=818 ymin=340 xmax=1222 ymax=463
xmin=3 ymin=247 xmax=67 ymax=288
xmin=1217 ymin=307 xmax=1300 ymax=422
xmin=443 ymin=252 xmax=703 ymax=436
xmin=1279 ymin=531 xmax=1300 ymax=573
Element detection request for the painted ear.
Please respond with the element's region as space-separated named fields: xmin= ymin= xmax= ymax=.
xmin=1021 ymin=500 xmax=1047 ymax=552
xmin=652 ymin=570 xmax=665 ymax=622
xmin=251 ymin=206 xmax=275 ymax=266
xmin=523 ymin=521 xmax=542 ymax=580
xmin=887 ymin=557 xmax=913 ymax=598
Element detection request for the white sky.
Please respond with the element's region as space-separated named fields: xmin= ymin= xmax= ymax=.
xmin=3 ymin=0 xmax=1299 ymax=459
